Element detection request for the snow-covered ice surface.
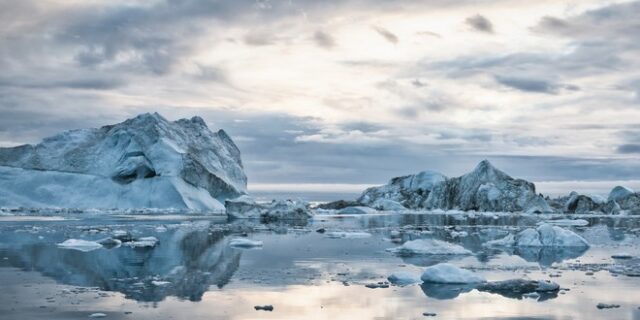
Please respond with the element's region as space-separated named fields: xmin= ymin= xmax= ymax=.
xmin=1 ymin=211 xmax=640 ymax=319
xmin=57 ymin=239 xmax=103 ymax=252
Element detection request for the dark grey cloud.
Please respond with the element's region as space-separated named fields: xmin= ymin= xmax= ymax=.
xmin=193 ymin=65 xmax=227 ymax=82
xmin=313 ymin=30 xmax=336 ymax=49
xmin=617 ymin=144 xmax=640 ymax=154
xmin=495 ymin=76 xmax=554 ymax=93
xmin=243 ymin=32 xmax=276 ymax=46
xmin=494 ymin=75 xmax=578 ymax=94
xmin=465 ymin=14 xmax=493 ymax=33
xmin=0 ymin=76 xmax=125 ymax=90
xmin=372 ymin=26 xmax=399 ymax=44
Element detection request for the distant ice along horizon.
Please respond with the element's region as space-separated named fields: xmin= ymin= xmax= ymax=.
xmin=248 ymin=180 xmax=640 ymax=202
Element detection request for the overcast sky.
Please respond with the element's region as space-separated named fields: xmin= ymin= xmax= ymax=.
xmin=1 ymin=0 xmax=640 ymax=190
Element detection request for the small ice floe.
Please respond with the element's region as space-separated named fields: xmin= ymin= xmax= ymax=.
xmin=540 ymin=219 xmax=589 ymax=227
xmin=57 ymin=239 xmax=103 ymax=252
xmin=596 ymin=303 xmax=620 ymax=309
xmin=254 ymin=305 xmax=273 ymax=311
xmin=611 ymin=253 xmax=633 ymax=259
xmin=155 ymin=226 xmax=168 ymax=233
xmin=325 ymin=231 xmax=372 ymax=239
xmin=88 ymin=313 xmax=107 ymax=318
xmin=365 ymin=282 xmax=389 ymax=289
xmin=420 ymin=263 xmax=485 ymax=284
xmin=387 ymin=239 xmax=471 ymax=255
xmin=124 ymin=237 xmax=159 ymax=248
xmin=229 ymin=238 xmax=263 ymax=248
xmin=387 ymin=272 xmax=421 ymax=286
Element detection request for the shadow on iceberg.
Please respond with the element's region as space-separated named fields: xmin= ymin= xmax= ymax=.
xmin=0 ymin=228 xmax=241 ymax=302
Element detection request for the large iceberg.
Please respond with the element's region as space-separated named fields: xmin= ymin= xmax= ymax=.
xmin=359 ymin=160 xmax=551 ymax=213
xmin=0 ymin=113 xmax=247 ymax=211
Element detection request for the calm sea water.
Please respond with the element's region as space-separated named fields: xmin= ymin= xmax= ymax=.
xmin=0 ymin=213 xmax=639 ymax=319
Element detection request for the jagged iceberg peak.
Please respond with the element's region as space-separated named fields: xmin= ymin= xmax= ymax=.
xmin=465 ymin=159 xmax=512 ymax=183
xmin=0 ymin=112 xmax=247 ymax=210
xmin=359 ymin=160 xmax=551 ymax=213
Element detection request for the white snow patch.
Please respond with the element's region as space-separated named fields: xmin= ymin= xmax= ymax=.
xmin=57 ymin=239 xmax=103 ymax=252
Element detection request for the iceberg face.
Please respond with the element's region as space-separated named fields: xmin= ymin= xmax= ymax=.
xmin=608 ymin=186 xmax=635 ymax=202
xmin=359 ymin=160 xmax=551 ymax=213
xmin=496 ymin=223 xmax=590 ymax=248
xmin=358 ymin=170 xmax=447 ymax=209
xmin=0 ymin=113 xmax=247 ymax=210
xmin=420 ymin=263 xmax=485 ymax=284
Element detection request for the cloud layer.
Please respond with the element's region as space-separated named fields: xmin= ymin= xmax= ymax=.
xmin=1 ymin=0 xmax=640 ymax=187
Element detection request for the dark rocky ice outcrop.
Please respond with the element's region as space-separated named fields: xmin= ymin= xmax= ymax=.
xmin=225 ymin=196 xmax=312 ymax=221
xmin=359 ymin=160 xmax=551 ymax=213
xmin=0 ymin=113 xmax=247 ymax=210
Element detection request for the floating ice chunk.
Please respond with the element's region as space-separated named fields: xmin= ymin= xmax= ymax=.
xmin=420 ymin=263 xmax=485 ymax=284
xmin=325 ymin=231 xmax=372 ymax=239
xmin=88 ymin=313 xmax=107 ymax=318
xmin=151 ymin=280 xmax=171 ymax=286
xmin=124 ymin=236 xmax=159 ymax=248
xmin=229 ymin=238 xmax=263 ymax=248
xmin=387 ymin=272 xmax=421 ymax=285
xmin=387 ymin=239 xmax=472 ymax=255
xmin=337 ymin=206 xmax=378 ymax=215
xmin=57 ymin=239 xmax=103 ymax=252
xmin=540 ymin=219 xmax=589 ymax=227
xmin=478 ymin=279 xmax=559 ymax=295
